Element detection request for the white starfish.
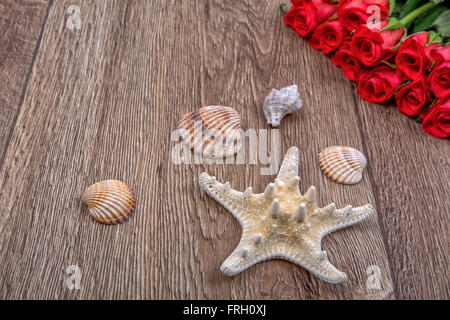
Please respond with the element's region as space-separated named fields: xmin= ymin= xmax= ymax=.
xmin=199 ymin=146 xmax=374 ymax=283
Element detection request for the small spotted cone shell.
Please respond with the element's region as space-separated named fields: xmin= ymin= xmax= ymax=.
xmin=178 ymin=106 xmax=242 ymax=158
xmin=319 ymin=146 xmax=367 ymax=185
xmin=82 ymin=180 xmax=135 ymax=224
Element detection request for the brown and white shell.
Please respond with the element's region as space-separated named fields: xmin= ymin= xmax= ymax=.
xmin=82 ymin=180 xmax=135 ymax=224
xmin=178 ymin=106 xmax=242 ymax=158
xmin=319 ymin=146 xmax=367 ymax=184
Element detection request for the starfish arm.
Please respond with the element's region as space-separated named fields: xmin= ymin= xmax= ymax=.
xmin=199 ymin=172 xmax=248 ymax=222
xmin=288 ymin=238 xmax=348 ymax=283
xmin=220 ymin=242 xmax=265 ymax=276
xmin=276 ymin=147 xmax=299 ymax=183
xmin=315 ymin=204 xmax=374 ymax=238
xmin=220 ymin=233 xmax=348 ymax=283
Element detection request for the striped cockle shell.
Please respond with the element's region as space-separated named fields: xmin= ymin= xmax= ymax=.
xmin=319 ymin=146 xmax=367 ymax=184
xmin=82 ymin=180 xmax=135 ymax=224
xmin=178 ymin=106 xmax=242 ymax=158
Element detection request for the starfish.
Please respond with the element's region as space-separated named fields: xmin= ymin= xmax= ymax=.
xmin=199 ymin=146 xmax=374 ymax=283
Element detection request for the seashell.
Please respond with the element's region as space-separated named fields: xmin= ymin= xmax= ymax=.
xmin=82 ymin=180 xmax=135 ymax=224
xmin=178 ymin=105 xmax=242 ymax=158
xmin=263 ymin=84 xmax=302 ymax=127
xmin=319 ymin=146 xmax=367 ymax=185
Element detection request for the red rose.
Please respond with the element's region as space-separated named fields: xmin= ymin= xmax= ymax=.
xmin=309 ymin=19 xmax=349 ymax=54
xmin=284 ymin=0 xmax=338 ymax=37
xmin=420 ymin=97 xmax=450 ymax=139
xmin=351 ymin=20 xmax=405 ymax=66
xmin=427 ymin=62 xmax=450 ymax=99
xmin=358 ymin=65 xmax=401 ymax=103
xmin=331 ymin=40 xmax=369 ymax=81
xmin=338 ymin=0 xmax=390 ymax=32
xmin=430 ymin=44 xmax=450 ymax=67
xmin=395 ymin=32 xmax=441 ymax=80
xmin=395 ymin=78 xmax=429 ymax=116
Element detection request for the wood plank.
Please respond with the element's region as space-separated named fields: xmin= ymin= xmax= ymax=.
xmin=181 ymin=1 xmax=394 ymax=299
xmin=0 ymin=0 xmax=49 ymax=165
xmin=0 ymin=0 xmax=394 ymax=299
xmin=353 ymin=94 xmax=450 ymax=299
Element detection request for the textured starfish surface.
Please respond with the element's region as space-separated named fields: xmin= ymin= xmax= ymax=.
xmin=199 ymin=147 xmax=374 ymax=283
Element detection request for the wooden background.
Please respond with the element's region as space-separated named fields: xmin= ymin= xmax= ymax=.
xmin=0 ymin=0 xmax=448 ymax=300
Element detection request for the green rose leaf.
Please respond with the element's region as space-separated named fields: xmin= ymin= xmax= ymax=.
xmin=393 ymin=1 xmax=405 ymax=15
xmin=380 ymin=17 xmax=404 ymax=31
xmin=400 ymin=0 xmax=421 ymax=19
xmin=426 ymin=30 xmax=443 ymax=45
xmin=413 ymin=5 xmax=447 ymax=33
xmin=430 ymin=0 xmax=444 ymax=4
xmin=433 ymin=10 xmax=450 ymax=37
xmin=399 ymin=2 xmax=440 ymax=27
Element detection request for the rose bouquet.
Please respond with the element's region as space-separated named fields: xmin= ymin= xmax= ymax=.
xmin=283 ymin=0 xmax=450 ymax=138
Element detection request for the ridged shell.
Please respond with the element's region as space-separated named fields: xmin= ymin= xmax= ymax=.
xmin=178 ymin=106 xmax=242 ymax=158
xmin=82 ymin=180 xmax=135 ymax=224
xmin=319 ymin=146 xmax=367 ymax=184
xmin=263 ymin=84 xmax=302 ymax=127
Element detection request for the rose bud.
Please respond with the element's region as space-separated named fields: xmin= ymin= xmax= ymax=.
xmin=331 ymin=41 xmax=369 ymax=81
xmin=427 ymin=62 xmax=450 ymax=99
xmin=395 ymin=32 xmax=441 ymax=81
xmin=430 ymin=44 xmax=450 ymax=67
xmin=309 ymin=19 xmax=349 ymax=54
xmin=351 ymin=20 xmax=405 ymax=66
xmin=338 ymin=0 xmax=390 ymax=32
xmin=420 ymin=97 xmax=450 ymax=139
xmin=395 ymin=78 xmax=429 ymax=116
xmin=357 ymin=65 xmax=401 ymax=103
xmin=284 ymin=0 xmax=338 ymax=37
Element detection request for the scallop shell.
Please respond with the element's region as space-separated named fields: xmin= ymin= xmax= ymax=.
xmin=82 ymin=180 xmax=135 ymax=224
xmin=263 ymin=84 xmax=302 ymax=127
xmin=319 ymin=146 xmax=367 ymax=185
xmin=178 ymin=106 xmax=242 ymax=158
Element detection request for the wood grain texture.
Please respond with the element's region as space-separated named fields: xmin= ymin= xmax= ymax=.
xmin=0 ymin=0 xmax=49 ymax=165
xmin=0 ymin=0 xmax=445 ymax=300
xmin=353 ymin=95 xmax=450 ymax=299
